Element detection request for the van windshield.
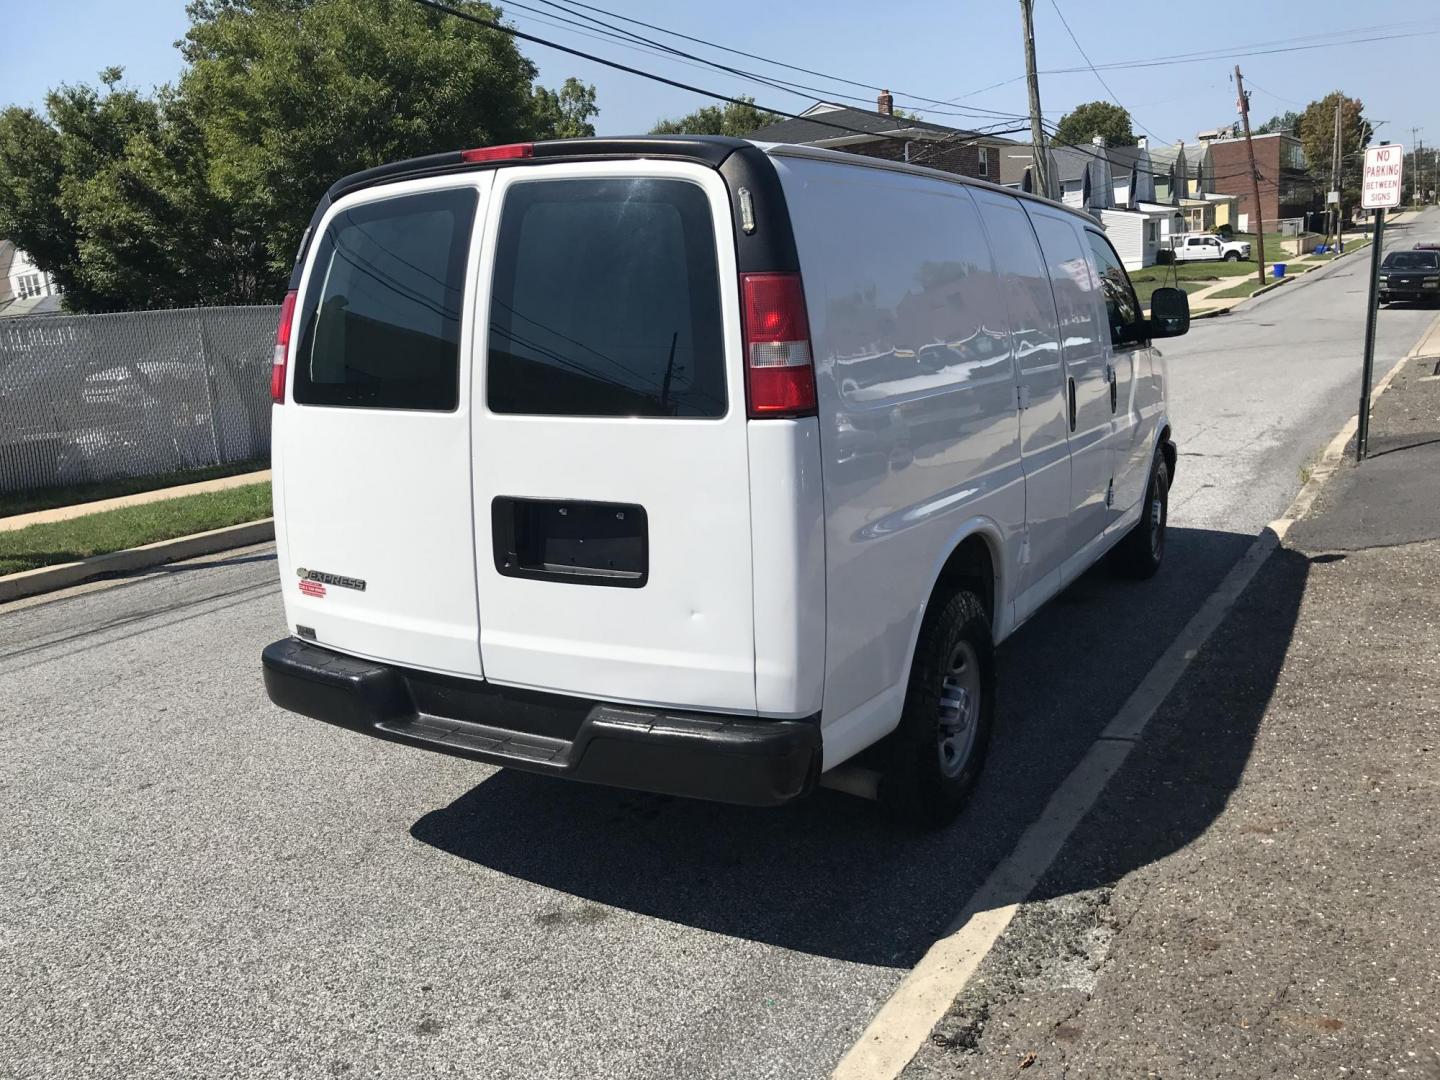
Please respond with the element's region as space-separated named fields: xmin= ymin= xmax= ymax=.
xmin=487 ymin=178 xmax=727 ymax=419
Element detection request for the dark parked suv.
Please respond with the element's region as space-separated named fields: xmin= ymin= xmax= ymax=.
xmin=1379 ymin=249 xmax=1440 ymax=305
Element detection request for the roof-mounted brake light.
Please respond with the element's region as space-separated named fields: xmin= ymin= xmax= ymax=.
xmin=461 ymin=143 xmax=534 ymax=163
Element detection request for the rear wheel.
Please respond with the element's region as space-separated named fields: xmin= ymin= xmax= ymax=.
xmin=1112 ymin=453 xmax=1169 ymax=579
xmin=879 ymin=588 xmax=995 ymax=828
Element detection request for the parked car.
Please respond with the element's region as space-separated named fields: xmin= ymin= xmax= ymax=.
xmin=261 ymin=136 xmax=1187 ymax=826
xmin=1170 ymin=232 xmax=1252 ymax=262
xmin=1379 ymin=249 xmax=1440 ymax=305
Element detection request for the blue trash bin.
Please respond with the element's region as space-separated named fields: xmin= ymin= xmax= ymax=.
xmin=1272 ymin=263 xmax=1287 ymax=278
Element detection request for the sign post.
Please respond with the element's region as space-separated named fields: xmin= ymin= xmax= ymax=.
xmin=1357 ymin=143 xmax=1404 ymax=462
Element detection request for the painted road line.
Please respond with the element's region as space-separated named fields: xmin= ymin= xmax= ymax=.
xmin=831 ymin=311 xmax=1440 ymax=1080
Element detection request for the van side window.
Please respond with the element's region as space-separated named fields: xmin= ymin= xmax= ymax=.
xmin=972 ymin=191 xmax=1061 ymax=375
xmin=294 ymin=188 xmax=477 ymax=410
xmin=1027 ymin=212 xmax=1103 ymax=371
xmin=487 ymin=178 xmax=726 ymax=419
xmin=1084 ymin=232 xmax=1144 ymax=348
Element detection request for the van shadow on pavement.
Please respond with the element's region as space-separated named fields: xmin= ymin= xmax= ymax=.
xmin=411 ymin=526 xmax=1306 ymax=969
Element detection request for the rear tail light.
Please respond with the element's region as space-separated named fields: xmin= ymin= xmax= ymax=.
xmin=271 ymin=290 xmax=297 ymax=404
xmin=461 ymin=143 xmax=534 ymax=163
xmin=741 ymin=272 xmax=816 ymax=418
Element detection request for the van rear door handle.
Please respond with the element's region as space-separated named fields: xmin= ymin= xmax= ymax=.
xmin=1108 ymin=364 xmax=1117 ymax=411
xmin=1068 ymin=376 xmax=1077 ymax=432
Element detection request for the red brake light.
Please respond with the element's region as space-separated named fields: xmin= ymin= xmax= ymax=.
xmin=741 ymin=272 xmax=816 ymax=418
xmin=461 ymin=143 xmax=534 ymax=163
xmin=271 ymin=290 xmax=297 ymax=404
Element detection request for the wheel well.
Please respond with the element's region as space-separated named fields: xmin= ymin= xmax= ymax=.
xmin=1159 ymin=425 xmax=1176 ymax=480
xmin=934 ymin=533 xmax=996 ymax=628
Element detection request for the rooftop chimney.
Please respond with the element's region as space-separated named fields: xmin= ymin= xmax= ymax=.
xmin=877 ymin=90 xmax=894 ymax=116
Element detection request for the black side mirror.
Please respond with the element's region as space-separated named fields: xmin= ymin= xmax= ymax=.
xmin=1149 ymin=286 xmax=1190 ymax=338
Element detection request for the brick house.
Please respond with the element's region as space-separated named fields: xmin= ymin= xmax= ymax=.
xmin=1206 ymin=132 xmax=1318 ymax=230
xmin=746 ymin=93 xmax=1017 ymax=181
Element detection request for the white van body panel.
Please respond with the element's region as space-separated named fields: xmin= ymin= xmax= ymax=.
xmin=769 ymin=150 xmax=1029 ymax=760
xmin=274 ymin=173 xmax=493 ymax=678
xmin=270 ymin=139 xmax=1174 ymax=792
xmin=747 ymin=417 xmax=827 ymax=717
xmin=470 ymin=160 xmax=761 ymax=712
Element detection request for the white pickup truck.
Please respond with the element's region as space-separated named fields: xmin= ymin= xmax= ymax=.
xmin=1170 ymin=233 xmax=1252 ymax=262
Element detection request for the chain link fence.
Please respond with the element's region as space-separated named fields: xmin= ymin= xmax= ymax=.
xmin=0 ymin=305 xmax=280 ymax=495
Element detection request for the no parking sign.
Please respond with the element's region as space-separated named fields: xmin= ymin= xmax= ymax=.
xmin=1362 ymin=144 xmax=1404 ymax=210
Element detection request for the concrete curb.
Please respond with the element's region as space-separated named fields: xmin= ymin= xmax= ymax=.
xmin=0 ymin=518 xmax=275 ymax=604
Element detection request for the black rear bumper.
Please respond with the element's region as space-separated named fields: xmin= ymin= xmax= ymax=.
xmin=261 ymin=638 xmax=820 ymax=806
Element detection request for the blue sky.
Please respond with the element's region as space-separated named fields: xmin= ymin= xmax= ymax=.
xmin=2 ymin=0 xmax=1436 ymax=152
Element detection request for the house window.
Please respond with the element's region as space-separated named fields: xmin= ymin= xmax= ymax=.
xmin=1147 ymin=221 xmax=1159 ymax=243
xmin=977 ymin=149 xmax=988 ymax=177
xmin=16 ymin=273 xmax=43 ymax=299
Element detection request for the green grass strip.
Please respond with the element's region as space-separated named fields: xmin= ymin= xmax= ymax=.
xmin=0 ymin=482 xmax=271 ymax=576
xmin=0 ymin=460 xmax=267 ymax=519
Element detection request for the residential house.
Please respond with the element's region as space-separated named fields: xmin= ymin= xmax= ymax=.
xmin=0 ymin=241 xmax=61 ymax=317
xmin=1207 ymin=131 xmax=1318 ymax=231
xmin=746 ymin=93 xmax=1018 ymax=180
xmin=1099 ymin=138 xmax=1177 ymax=270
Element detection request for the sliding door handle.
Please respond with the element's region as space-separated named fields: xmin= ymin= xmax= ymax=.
xmin=1068 ymin=376 xmax=1077 ymax=432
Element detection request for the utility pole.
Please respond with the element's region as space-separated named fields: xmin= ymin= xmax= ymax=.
xmin=1234 ymin=66 xmax=1267 ymax=287
xmin=1411 ymin=128 xmax=1423 ymax=204
xmin=1020 ymin=0 xmax=1049 ymax=198
xmin=1329 ymin=102 xmax=1343 ymax=248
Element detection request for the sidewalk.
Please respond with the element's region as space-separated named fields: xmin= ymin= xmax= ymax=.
xmin=0 ymin=469 xmax=270 ymax=533
xmin=905 ymin=347 xmax=1440 ymax=1076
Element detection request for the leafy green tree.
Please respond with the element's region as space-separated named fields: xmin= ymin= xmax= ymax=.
xmin=1053 ymin=101 xmax=1135 ymax=148
xmin=651 ymin=97 xmax=779 ymax=137
xmin=179 ymin=0 xmax=596 ymax=292
xmin=0 ymin=69 xmax=191 ymax=310
xmin=1297 ymin=92 xmax=1368 ymax=204
xmin=532 ymin=77 xmax=599 ymax=141
xmin=0 ymin=2 xmax=599 ymax=311
xmin=0 ymin=107 xmax=67 ymax=289
xmin=1254 ymin=110 xmax=1300 ymax=136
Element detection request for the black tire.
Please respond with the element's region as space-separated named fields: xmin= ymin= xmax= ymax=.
xmin=1225 ymin=251 xmax=1241 ymax=262
xmin=1112 ymin=453 xmax=1169 ymax=579
xmin=879 ymin=588 xmax=996 ymax=828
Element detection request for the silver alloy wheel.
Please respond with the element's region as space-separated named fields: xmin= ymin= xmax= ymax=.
xmin=937 ymin=640 xmax=981 ymax=778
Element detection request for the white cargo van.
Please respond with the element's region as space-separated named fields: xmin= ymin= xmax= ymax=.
xmin=262 ymin=136 xmax=1189 ymax=825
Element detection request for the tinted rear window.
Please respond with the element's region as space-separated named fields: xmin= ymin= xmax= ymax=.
xmin=294 ymin=188 xmax=477 ymax=410
xmin=487 ymin=178 xmax=726 ymax=418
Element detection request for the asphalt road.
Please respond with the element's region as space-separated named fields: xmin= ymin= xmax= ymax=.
xmin=3 ymin=209 xmax=1438 ymax=1080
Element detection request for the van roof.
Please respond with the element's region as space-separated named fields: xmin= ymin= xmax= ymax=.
xmin=291 ymin=135 xmax=1087 ymax=289
xmin=322 ymin=134 xmax=1080 ymax=218
xmin=754 ymin=141 xmax=1089 ymax=220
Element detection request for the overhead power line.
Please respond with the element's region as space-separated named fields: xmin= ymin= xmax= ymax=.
xmin=407 ymin=0 xmax=1028 ymax=145
xmin=528 ymin=0 xmax=1033 ymax=123
xmin=508 ymin=0 xmax=1028 ymax=124
xmin=950 ymin=19 xmax=1440 ymax=100
xmin=1046 ymin=0 xmax=1166 ymax=145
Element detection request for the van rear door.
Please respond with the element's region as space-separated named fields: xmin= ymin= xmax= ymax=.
xmin=275 ymin=176 xmax=490 ymax=677
xmin=471 ymin=162 xmax=757 ymax=712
